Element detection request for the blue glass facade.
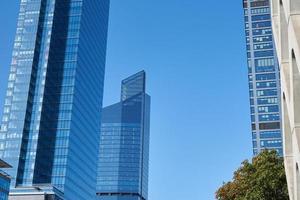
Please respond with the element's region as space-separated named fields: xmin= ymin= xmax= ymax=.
xmin=0 ymin=160 xmax=11 ymax=200
xmin=243 ymin=0 xmax=283 ymax=156
xmin=0 ymin=0 xmax=109 ymax=199
xmin=97 ymin=71 xmax=150 ymax=200
xmin=0 ymin=172 xmax=10 ymax=200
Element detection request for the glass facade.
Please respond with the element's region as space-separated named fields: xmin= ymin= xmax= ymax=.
xmin=97 ymin=71 xmax=150 ymax=200
xmin=0 ymin=172 xmax=10 ymax=200
xmin=243 ymin=0 xmax=283 ymax=156
xmin=0 ymin=0 xmax=109 ymax=199
xmin=0 ymin=160 xmax=11 ymax=200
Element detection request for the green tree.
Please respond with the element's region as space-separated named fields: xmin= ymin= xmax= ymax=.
xmin=215 ymin=150 xmax=289 ymax=200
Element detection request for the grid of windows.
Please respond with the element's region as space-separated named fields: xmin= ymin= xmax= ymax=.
xmin=98 ymin=124 xmax=142 ymax=193
xmin=243 ymin=0 xmax=282 ymax=156
xmin=0 ymin=0 xmax=109 ymax=199
xmin=0 ymin=173 xmax=10 ymax=200
xmin=97 ymin=72 xmax=150 ymax=200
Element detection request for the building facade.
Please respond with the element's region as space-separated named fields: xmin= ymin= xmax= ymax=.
xmin=0 ymin=159 xmax=11 ymax=200
xmin=243 ymin=0 xmax=283 ymax=156
xmin=270 ymin=0 xmax=300 ymax=199
xmin=0 ymin=0 xmax=110 ymax=199
xmin=9 ymin=186 xmax=62 ymax=200
xmin=97 ymin=71 xmax=150 ymax=200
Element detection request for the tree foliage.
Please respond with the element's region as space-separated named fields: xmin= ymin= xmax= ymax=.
xmin=215 ymin=150 xmax=289 ymax=200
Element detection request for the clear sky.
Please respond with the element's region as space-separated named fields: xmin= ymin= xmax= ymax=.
xmin=0 ymin=0 xmax=252 ymax=199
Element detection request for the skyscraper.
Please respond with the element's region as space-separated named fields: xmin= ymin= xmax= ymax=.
xmin=0 ymin=0 xmax=110 ymax=199
xmin=0 ymin=159 xmax=11 ymax=200
xmin=270 ymin=0 xmax=300 ymax=199
xmin=243 ymin=0 xmax=283 ymax=156
xmin=97 ymin=71 xmax=150 ymax=200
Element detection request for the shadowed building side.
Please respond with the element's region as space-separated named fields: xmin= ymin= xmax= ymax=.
xmin=270 ymin=0 xmax=300 ymax=199
xmin=0 ymin=159 xmax=11 ymax=200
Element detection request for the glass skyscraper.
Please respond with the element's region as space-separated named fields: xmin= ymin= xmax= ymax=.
xmin=97 ymin=71 xmax=150 ymax=200
xmin=0 ymin=0 xmax=110 ymax=199
xmin=0 ymin=159 xmax=11 ymax=200
xmin=243 ymin=0 xmax=283 ymax=156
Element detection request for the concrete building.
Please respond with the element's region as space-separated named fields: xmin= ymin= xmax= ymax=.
xmin=9 ymin=186 xmax=62 ymax=200
xmin=270 ymin=0 xmax=300 ymax=199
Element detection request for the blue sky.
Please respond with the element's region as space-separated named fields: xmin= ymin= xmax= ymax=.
xmin=0 ymin=0 xmax=252 ymax=199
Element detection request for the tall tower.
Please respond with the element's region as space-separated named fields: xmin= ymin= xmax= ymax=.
xmin=0 ymin=0 xmax=110 ymax=199
xmin=270 ymin=0 xmax=300 ymax=199
xmin=243 ymin=0 xmax=283 ymax=156
xmin=97 ymin=71 xmax=151 ymax=200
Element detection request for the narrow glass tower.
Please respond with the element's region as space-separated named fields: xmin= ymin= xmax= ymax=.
xmin=0 ymin=0 xmax=110 ymax=199
xmin=97 ymin=71 xmax=151 ymax=200
xmin=243 ymin=0 xmax=282 ymax=155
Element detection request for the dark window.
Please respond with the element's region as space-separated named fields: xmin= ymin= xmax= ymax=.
xmin=251 ymin=1 xmax=269 ymax=7
xmin=259 ymin=122 xmax=280 ymax=130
